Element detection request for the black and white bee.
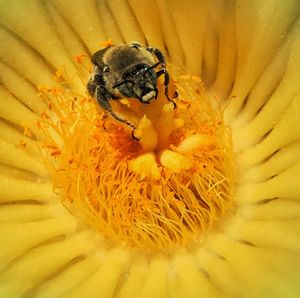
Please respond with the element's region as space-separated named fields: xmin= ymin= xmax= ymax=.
xmin=87 ymin=41 xmax=176 ymax=131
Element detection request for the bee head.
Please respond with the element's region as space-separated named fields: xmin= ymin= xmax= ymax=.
xmin=114 ymin=64 xmax=158 ymax=104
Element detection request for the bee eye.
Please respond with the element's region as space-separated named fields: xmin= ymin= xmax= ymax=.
xmin=138 ymin=65 xmax=146 ymax=72
xmin=103 ymin=66 xmax=109 ymax=73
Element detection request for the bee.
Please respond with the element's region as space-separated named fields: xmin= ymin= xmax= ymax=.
xmin=87 ymin=41 xmax=176 ymax=134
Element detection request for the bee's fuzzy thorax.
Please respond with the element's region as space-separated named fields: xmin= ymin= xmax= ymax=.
xmin=103 ymin=45 xmax=155 ymax=76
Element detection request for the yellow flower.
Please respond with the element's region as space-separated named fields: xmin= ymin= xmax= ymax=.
xmin=0 ymin=0 xmax=300 ymax=297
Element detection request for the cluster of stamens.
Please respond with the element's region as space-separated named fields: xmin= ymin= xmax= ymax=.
xmin=34 ymin=60 xmax=234 ymax=251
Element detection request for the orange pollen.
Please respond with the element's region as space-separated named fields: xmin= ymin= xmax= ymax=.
xmin=37 ymin=67 xmax=235 ymax=251
xmin=101 ymin=38 xmax=113 ymax=47
xmin=19 ymin=140 xmax=27 ymax=149
xmin=74 ymin=53 xmax=87 ymax=64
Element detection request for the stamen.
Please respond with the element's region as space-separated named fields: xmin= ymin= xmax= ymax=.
xmin=36 ymin=66 xmax=235 ymax=251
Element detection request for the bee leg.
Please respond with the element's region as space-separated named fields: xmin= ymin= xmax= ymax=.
xmin=156 ymin=68 xmax=177 ymax=109
xmin=131 ymin=130 xmax=140 ymax=141
xmin=146 ymin=47 xmax=177 ymax=108
xmin=94 ymin=86 xmax=140 ymax=140
xmin=95 ymin=86 xmax=131 ymax=125
xmin=87 ymin=73 xmax=105 ymax=96
xmin=146 ymin=47 xmax=166 ymax=67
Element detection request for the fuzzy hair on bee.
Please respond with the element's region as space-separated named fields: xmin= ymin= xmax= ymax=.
xmin=87 ymin=41 xmax=176 ymax=136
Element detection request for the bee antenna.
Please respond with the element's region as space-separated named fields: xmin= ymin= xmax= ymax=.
xmin=113 ymin=80 xmax=134 ymax=89
xmin=144 ymin=62 xmax=160 ymax=75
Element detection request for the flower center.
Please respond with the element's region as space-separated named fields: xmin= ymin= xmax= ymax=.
xmin=36 ymin=67 xmax=235 ymax=252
